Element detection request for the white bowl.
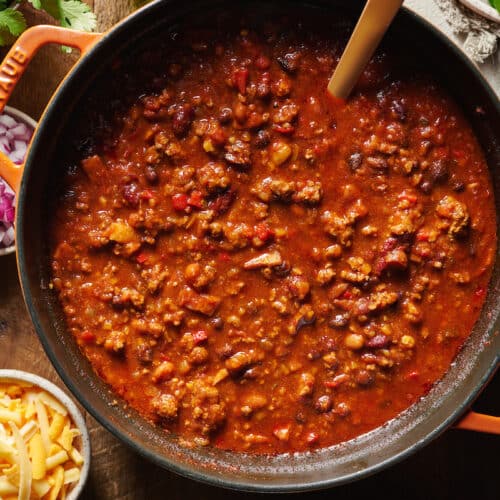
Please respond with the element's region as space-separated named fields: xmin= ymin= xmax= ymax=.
xmin=0 ymin=106 xmax=37 ymax=257
xmin=0 ymin=369 xmax=91 ymax=499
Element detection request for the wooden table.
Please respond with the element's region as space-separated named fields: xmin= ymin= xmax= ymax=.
xmin=0 ymin=2 xmax=498 ymax=498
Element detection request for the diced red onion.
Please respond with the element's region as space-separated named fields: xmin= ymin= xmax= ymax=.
xmin=0 ymin=111 xmax=35 ymax=249
xmin=0 ymin=114 xmax=17 ymax=128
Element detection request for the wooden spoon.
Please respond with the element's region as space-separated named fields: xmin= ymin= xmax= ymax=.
xmin=328 ymin=0 xmax=404 ymax=100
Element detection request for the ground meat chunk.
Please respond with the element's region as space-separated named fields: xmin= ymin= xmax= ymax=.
xmin=112 ymin=287 xmax=145 ymax=309
xmin=244 ymin=251 xmax=283 ymax=269
xmin=184 ymin=379 xmax=226 ymax=438
xmin=340 ymin=257 xmax=372 ymax=283
xmin=153 ymin=393 xmax=179 ymax=420
xmin=104 ymin=330 xmax=127 ymax=353
xmin=184 ymin=262 xmax=216 ymax=290
xmin=293 ymin=180 xmax=323 ymax=205
xmin=297 ymin=372 xmax=315 ymax=397
xmin=179 ymin=286 xmax=221 ymax=316
xmin=253 ymin=177 xmax=295 ymax=203
xmin=272 ymin=102 xmax=299 ymax=124
xmin=152 ymin=361 xmax=175 ymax=383
xmin=225 ymin=350 xmax=262 ymax=375
xmin=224 ymin=139 xmax=251 ymax=168
xmin=389 ymin=207 xmax=422 ymax=236
xmin=286 ymin=274 xmax=311 ymax=301
xmin=436 ymin=195 xmax=469 ymax=237
xmin=322 ymin=201 xmax=367 ymax=247
xmin=196 ymin=162 xmax=231 ymax=193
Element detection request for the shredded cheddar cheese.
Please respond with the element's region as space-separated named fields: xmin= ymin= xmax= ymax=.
xmin=0 ymin=383 xmax=83 ymax=499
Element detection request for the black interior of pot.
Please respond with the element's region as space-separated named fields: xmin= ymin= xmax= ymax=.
xmin=16 ymin=0 xmax=499 ymax=491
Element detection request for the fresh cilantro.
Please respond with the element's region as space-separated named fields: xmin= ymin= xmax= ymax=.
xmin=0 ymin=8 xmax=27 ymax=46
xmin=489 ymin=0 xmax=500 ymax=13
xmin=28 ymin=1 xmax=97 ymax=32
xmin=58 ymin=0 xmax=96 ymax=31
xmin=28 ymin=0 xmax=43 ymax=9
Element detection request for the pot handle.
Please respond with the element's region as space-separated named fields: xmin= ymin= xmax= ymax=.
xmin=0 ymin=25 xmax=101 ymax=192
xmin=455 ymin=411 xmax=500 ymax=434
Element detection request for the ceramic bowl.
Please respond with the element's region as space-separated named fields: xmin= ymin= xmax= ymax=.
xmin=0 ymin=369 xmax=91 ymax=499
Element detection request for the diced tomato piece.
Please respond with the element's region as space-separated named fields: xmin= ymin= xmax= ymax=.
xmin=452 ymin=148 xmax=466 ymax=159
xmin=172 ymin=193 xmax=188 ymax=211
xmin=209 ymin=128 xmax=227 ymax=146
xmin=81 ymin=330 xmax=96 ymax=344
xmin=136 ymin=252 xmax=148 ymax=264
xmin=254 ymin=222 xmax=275 ymax=242
xmin=416 ymin=230 xmax=430 ymax=242
xmin=232 ymin=68 xmax=249 ymax=94
xmin=160 ymin=353 xmax=170 ymax=362
xmin=324 ymin=373 xmax=348 ymax=388
xmin=193 ymin=330 xmax=208 ymax=345
xmin=398 ymin=190 xmax=417 ymax=204
xmin=434 ymin=147 xmax=449 ymax=160
xmin=141 ymin=189 xmax=154 ymax=200
xmin=272 ymin=124 xmax=295 ymax=135
xmin=341 ymin=290 xmax=353 ymax=300
xmin=306 ymin=432 xmax=319 ymax=445
xmin=188 ymin=190 xmax=204 ymax=208
xmin=406 ymin=370 xmax=420 ymax=381
xmin=218 ymin=251 xmax=231 ymax=262
xmin=255 ymin=54 xmax=271 ymax=70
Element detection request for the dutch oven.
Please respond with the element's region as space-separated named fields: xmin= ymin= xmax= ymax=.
xmin=0 ymin=0 xmax=498 ymax=492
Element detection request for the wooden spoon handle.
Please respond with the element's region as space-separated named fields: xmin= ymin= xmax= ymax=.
xmin=328 ymin=0 xmax=403 ymax=100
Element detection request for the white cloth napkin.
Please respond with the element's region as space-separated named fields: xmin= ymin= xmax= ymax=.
xmin=434 ymin=0 xmax=500 ymax=62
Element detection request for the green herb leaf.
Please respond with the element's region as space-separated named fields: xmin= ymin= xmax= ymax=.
xmin=58 ymin=0 xmax=96 ymax=31
xmin=489 ymin=0 xmax=500 ymax=13
xmin=0 ymin=8 xmax=27 ymax=46
xmin=28 ymin=1 xmax=97 ymax=32
xmin=28 ymin=0 xmax=43 ymax=9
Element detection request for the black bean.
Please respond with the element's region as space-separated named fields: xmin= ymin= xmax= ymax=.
xmin=136 ymin=344 xmax=153 ymax=365
xmin=390 ymin=99 xmax=407 ymax=122
xmin=329 ymin=313 xmax=350 ymax=329
xmin=122 ymin=182 xmax=140 ymax=207
xmin=218 ymin=107 xmax=233 ymax=124
xmin=366 ymin=334 xmax=390 ymax=349
xmin=210 ymin=316 xmax=224 ymax=330
xmin=314 ymin=395 xmax=332 ymax=413
xmin=355 ymin=370 xmax=375 ymax=386
xmin=277 ymin=52 xmax=300 ymax=73
xmin=419 ymin=180 xmax=433 ymax=194
xmin=451 ymin=177 xmax=465 ymax=192
xmin=172 ymin=104 xmax=194 ymax=136
xmin=145 ymin=165 xmax=158 ymax=184
xmin=429 ymin=159 xmax=449 ymax=183
xmin=273 ymin=260 xmax=291 ymax=277
xmin=254 ymin=129 xmax=271 ymax=148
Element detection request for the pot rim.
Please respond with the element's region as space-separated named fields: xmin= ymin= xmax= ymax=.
xmin=13 ymin=0 xmax=500 ymax=492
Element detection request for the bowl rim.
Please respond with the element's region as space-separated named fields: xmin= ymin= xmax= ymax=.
xmin=0 ymin=369 xmax=91 ymax=499
xmin=0 ymin=106 xmax=37 ymax=257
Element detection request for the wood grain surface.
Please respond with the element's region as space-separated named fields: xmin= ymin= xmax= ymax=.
xmin=0 ymin=1 xmax=498 ymax=499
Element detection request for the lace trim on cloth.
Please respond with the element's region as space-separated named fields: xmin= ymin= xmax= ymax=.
xmin=434 ymin=0 xmax=500 ymax=62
